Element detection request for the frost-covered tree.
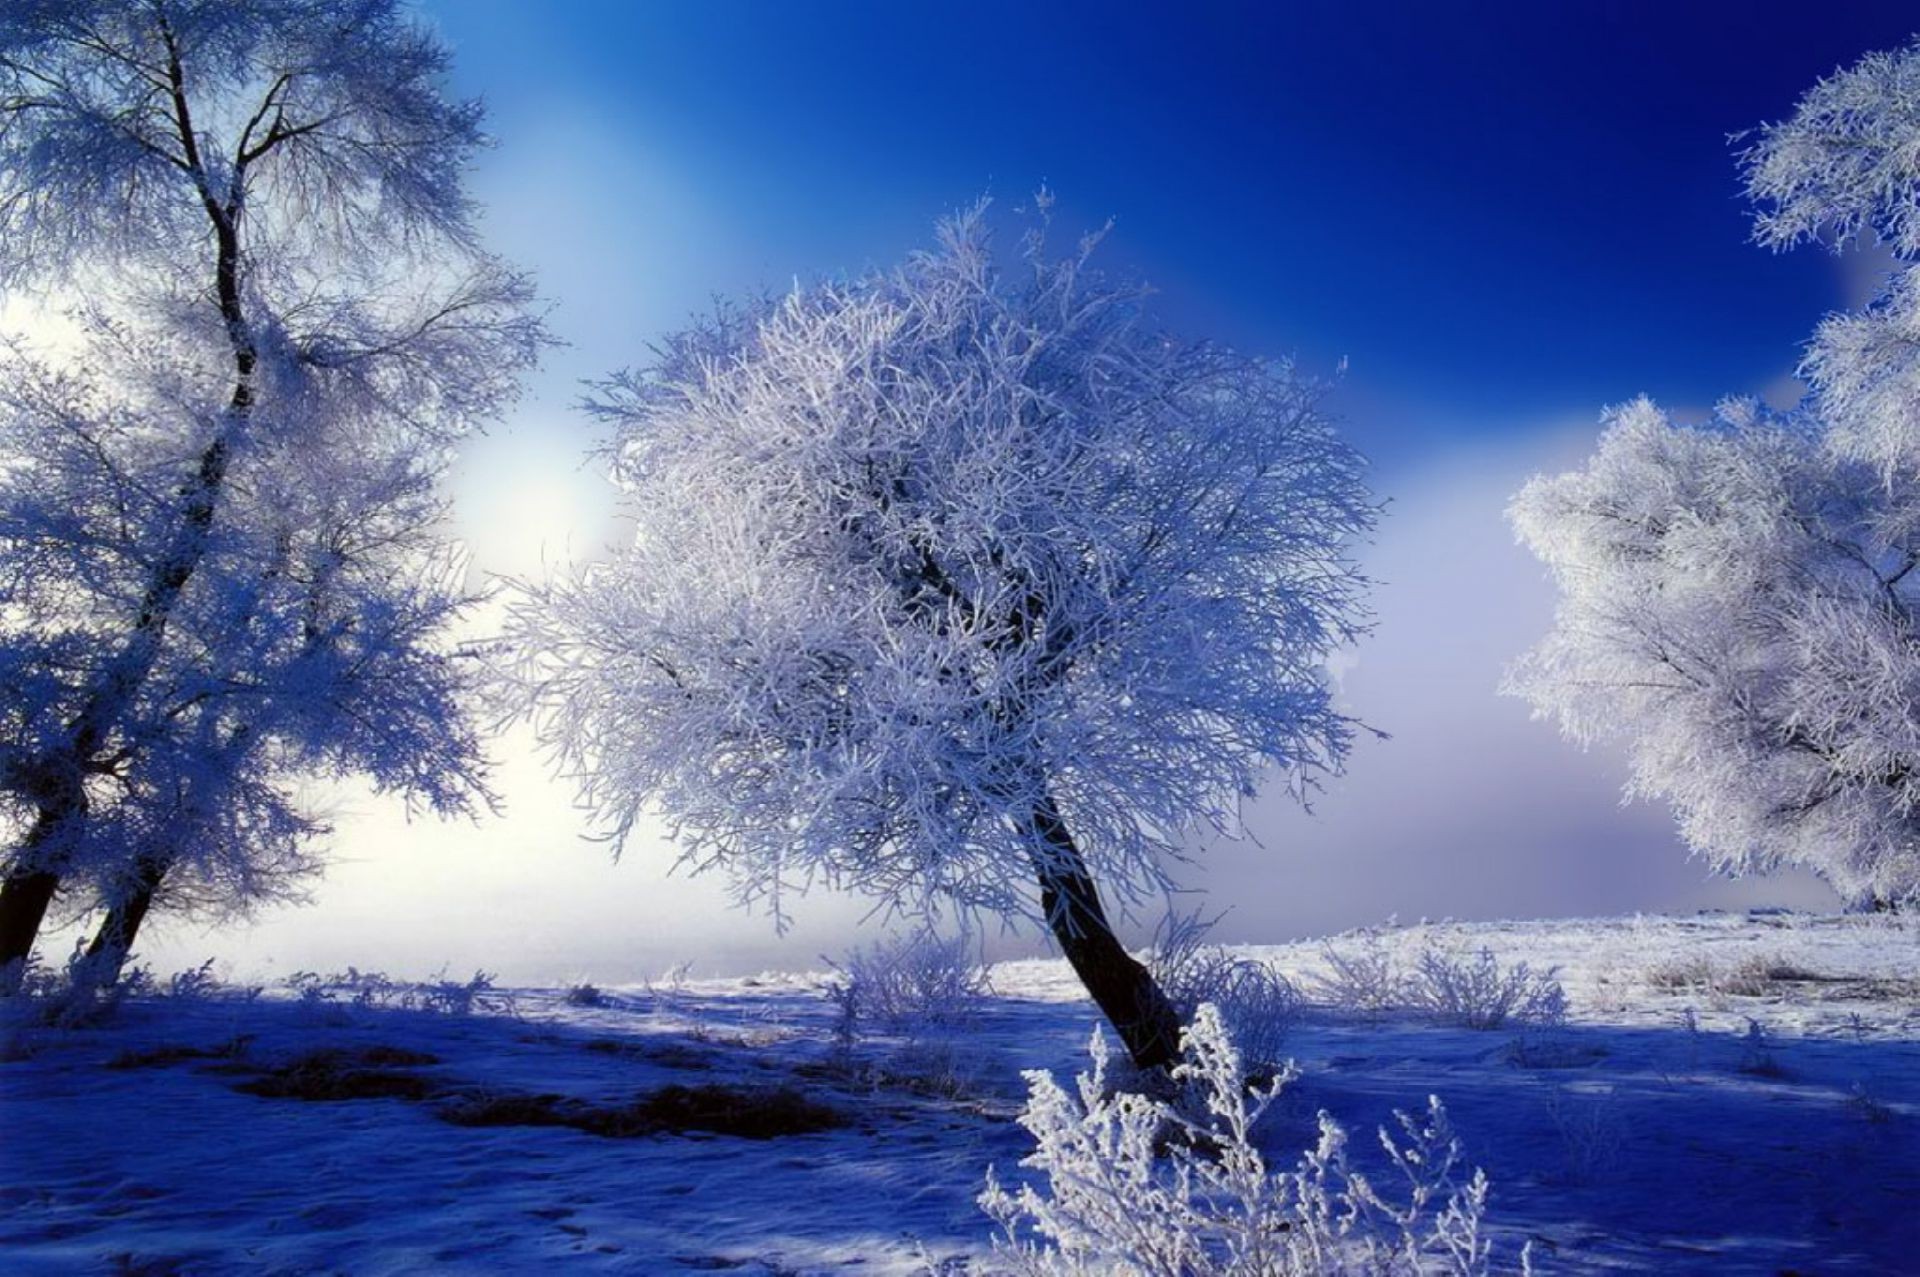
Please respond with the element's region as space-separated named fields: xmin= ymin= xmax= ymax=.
xmin=1744 ymin=39 xmax=1920 ymax=485
xmin=1509 ymin=400 xmax=1920 ymax=907
xmin=0 ymin=0 xmax=542 ymax=974
xmin=1509 ymin=40 xmax=1920 ymax=910
xmin=507 ymin=202 xmax=1373 ymax=1068
xmin=61 ymin=401 xmax=490 ymax=982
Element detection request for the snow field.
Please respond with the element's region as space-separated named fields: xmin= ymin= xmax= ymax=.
xmin=1 ymin=910 xmax=1914 ymax=1274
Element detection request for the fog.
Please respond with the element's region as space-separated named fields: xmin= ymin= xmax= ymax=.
xmin=114 ymin=419 xmax=1830 ymax=985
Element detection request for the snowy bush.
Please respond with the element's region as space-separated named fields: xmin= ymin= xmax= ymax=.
xmin=419 ymin=971 xmax=513 ymax=1017
xmin=162 ymin=960 xmax=222 ymax=1002
xmin=979 ymin=1004 xmax=1526 ymax=1275
xmin=1542 ymin=1086 xmax=1624 ymax=1185
xmin=826 ymin=929 xmax=992 ymax=1038
xmin=1312 ymin=938 xmax=1565 ymax=1030
xmin=643 ymin=961 xmax=695 ymax=1020
xmin=1643 ymin=952 xmax=1821 ymax=1002
xmin=1737 ymin=1019 xmax=1788 ymax=1078
xmin=565 ymin=982 xmax=607 ymax=1008
xmin=1407 ymin=949 xmax=1566 ymax=1031
xmin=0 ymin=942 xmax=149 ymax=1028
xmin=1311 ymin=932 xmax=1407 ymax=1014
xmin=1151 ymin=914 xmax=1300 ymax=1072
xmin=285 ymin=968 xmax=513 ymax=1017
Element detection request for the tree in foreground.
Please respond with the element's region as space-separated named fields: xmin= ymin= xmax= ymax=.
xmin=507 ymin=201 xmax=1373 ymax=1068
xmin=1507 ymin=40 xmax=1920 ymax=909
xmin=0 ymin=0 xmax=541 ymax=976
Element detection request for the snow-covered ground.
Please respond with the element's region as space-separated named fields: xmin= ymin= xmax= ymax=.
xmin=2 ymin=910 xmax=1916 ymax=1274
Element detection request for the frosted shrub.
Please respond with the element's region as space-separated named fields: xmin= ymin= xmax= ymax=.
xmin=1542 ymin=1086 xmax=1624 ymax=1185
xmin=286 ymin=968 xmax=513 ymax=1016
xmin=0 ymin=943 xmax=145 ymax=1028
xmin=1312 ymin=938 xmax=1566 ymax=1030
xmin=644 ymin=961 xmax=695 ymax=1018
xmin=1642 ymin=952 xmax=1818 ymax=1003
xmin=979 ymin=1005 xmax=1527 ymax=1276
xmin=1312 ymin=932 xmax=1408 ymax=1013
xmin=419 ymin=970 xmax=511 ymax=1016
xmin=828 ymin=930 xmax=992 ymax=1038
xmin=1408 ymin=949 xmax=1566 ymax=1031
xmin=1152 ymin=914 xmax=1300 ymax=1072
xmin=162 ymin=960 xmax=222 ymax=1001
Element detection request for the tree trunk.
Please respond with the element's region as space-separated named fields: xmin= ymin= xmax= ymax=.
xmin=1023 ymin=789 xmax=1183 ymax=1072
xmin=83 ymin=856 xmax=169 ymax=986
xmin=0 ymin=868 xmax=60 ymax=982
xmin=0 ymin=870 xmax=59 ymax=976
xmin=0 ymin=791 xmax=86 ymax=973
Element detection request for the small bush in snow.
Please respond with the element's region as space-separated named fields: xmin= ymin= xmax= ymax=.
xmin=1845 ymin=1080 xmax=1896 ymax=1125
xmin=1312 ymin=937 xmax=1566 ymax=1030
xmin=419 ymin=970 xmax=511 ymax=1016
xmin=1 ymin=943 xmax=150 ymax=1028
xmin=1640 ymin=956 xmax=1716 ymax=997
xmin=1541 ymin=1085 xmax=1624 ymax=1185
xmin=1152 ymin=914 xmax=1300 ymax=1072
xmin=643 ymin=961 xmax=695 ymax=1019
xmin=564 ymin=982 xmax=607 ymax=1008
xmin=826 ymin=930 xmax=991 ymax=1039
xmin=1737 ymin=1019 xmax=1788 ymax=1079
xmin=1311 ymin=932 xmax=1407 ymax=1014
xmin=1644 ymin=953 xmax=1823 ymax=1001
xmin=1408 ymin=949 xmax=1566 ymax=1031
xmin=979 ymin=1004 xmax=1527 ymax=1276
xmin=162 ymin=959 xmax=223 ymax=1001
xmin=286 ymin=968 xmax=513 ymax=1016
xmin=1502 ymin=1029 xmax=1604 ymax=1071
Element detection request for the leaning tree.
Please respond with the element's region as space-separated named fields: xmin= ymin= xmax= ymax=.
xmin=49 ymin=374 xmax=495 ymax=983
xmin=507 ymin=203 xmax=1374 ymax=1068
xmin=0 ymin=0 xmax=542 ymax=974
xmin=1508 ymin=39 xmax=1920 ymax=910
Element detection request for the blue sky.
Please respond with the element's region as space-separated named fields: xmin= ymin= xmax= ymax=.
xmin=429 ymin=1 xmax=1916 ymax=457
xmin=141 ymin=3 xmax=1920 ymax=979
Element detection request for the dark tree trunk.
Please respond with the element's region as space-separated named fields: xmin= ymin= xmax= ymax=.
xmin=1023 ymin=789 xmax=1183 ymax=1072
xmin=83 ymin=856 xmax=170 ymax=986
xmin=0 ymin=794 xmax=85 ymax=973
xmin=0 ymin=870 xmax=59 ymax=976
xmin=0 ymin=868 xmax=60 ymax=980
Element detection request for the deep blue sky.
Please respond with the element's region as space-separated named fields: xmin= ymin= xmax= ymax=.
xmin=427 ymin=0 xmax=1918 ymax=465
